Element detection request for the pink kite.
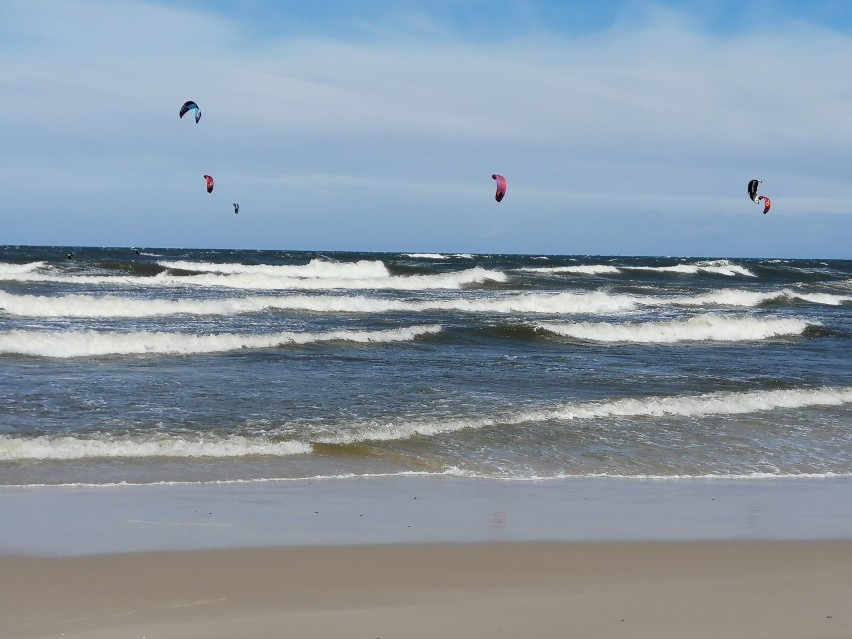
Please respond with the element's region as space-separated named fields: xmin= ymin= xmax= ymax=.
xmin=491 ymin=174 xmax=507 ymax=202
xmin=203 ymin=175 xmax=214 ymax=193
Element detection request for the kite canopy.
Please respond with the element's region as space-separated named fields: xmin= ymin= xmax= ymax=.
xmin=492 ymin=174 xmax=507 ymax=202
xmin=203 ymin=174 xmax=214 ymax=193
xmin=758 ymin=195 xmax=771 ymax=215
xmin=233 ymin=203 xmax=239 ymax=214
xmin=180 ymin=100 xmax=201 ymax=124
xmin=747 ymin=179 xmax=761 ymax=203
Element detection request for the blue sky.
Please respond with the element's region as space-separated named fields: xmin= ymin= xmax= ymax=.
xmin=2 ymin=0 xmax=852 ymax=257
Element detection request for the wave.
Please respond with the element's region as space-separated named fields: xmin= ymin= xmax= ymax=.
xmin=624 ymin=260 xmax=756 ymax=277
xmin=0 ymin=433 xmax=312 ymax=461
xmin=316 ymin=385 xmax=852 ymax=445
xmin=517 ymin=260 xmax=755 ymax=278
xmin=6 ymin=386 xmax=849 ymax=463
xmin=0 ymin=266 xmax=507 ymax=291
xmin=533 ymin=314 xmax=814 ymax=343
xmin=402 ymin=253 xmax=475 ymax=260
xmin=0 ymin=325 xmax=442 ymax=357
xmin=0 ymin=261 xmax=46 ymax=275
xmin=677 ymin=289 xmax=852 ymax=308
xmin=0 ymin=290 xmax=640 ymax=318
xmin=158 ymin=258 xmax=389 ymax=279
xmin=164 ymin=267 xmax=506 ymax=291
xmin=518 ymin=265 xmax=621 ymax=275
xmin=403 ymin=253 xmax=449 ymax=259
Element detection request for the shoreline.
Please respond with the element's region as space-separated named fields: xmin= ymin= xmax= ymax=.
xmin=2 ymin=475 xmax=851 ymax=556
xmin=3 ymin=476 xmax=852 ymax=638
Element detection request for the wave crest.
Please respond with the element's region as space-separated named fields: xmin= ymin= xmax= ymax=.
xmin=0 ymin=325 xmax=442 ymax=357
xmin=534 ymin=314 xmax=813 ymax=343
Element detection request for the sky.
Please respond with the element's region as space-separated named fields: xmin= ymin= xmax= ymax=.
xmin=2 ymin=0 xmax=852 ymax=258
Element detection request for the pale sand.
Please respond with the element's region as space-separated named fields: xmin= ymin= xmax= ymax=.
xmin=2 ymin=541 xmax=852 ymax=639
xmin=2 ymin=477 xmax=851 ymax=637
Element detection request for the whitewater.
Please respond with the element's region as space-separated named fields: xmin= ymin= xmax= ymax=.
xmin=1 ymin=247 xmax=850 ymax=485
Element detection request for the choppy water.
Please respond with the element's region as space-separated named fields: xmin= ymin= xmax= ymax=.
xmin=1 ymin=246 xmax=850 ymax=485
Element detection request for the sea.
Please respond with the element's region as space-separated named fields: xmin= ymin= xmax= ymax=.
xmin=1 ymin=246 xmax=851 ymax=487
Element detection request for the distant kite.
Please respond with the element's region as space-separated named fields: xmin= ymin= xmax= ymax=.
xmin=203 ymin=175 xmax=214 ymax=193
xmin=233 ymin=203 xmax=239 ymax=214
xmin=748 ymin=179 xmax=770 ymax=214
xmin=492 ymin=174 xmax=507 ymax=202
xmin=180 ymin=100 xmax=201 ymax=124
xmin=747 ymin=179 xmax=761 ymax=203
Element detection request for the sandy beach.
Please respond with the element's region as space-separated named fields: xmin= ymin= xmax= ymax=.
xmin=2 ymin=476 xmax=852 ymax=638
xmin=2 ymin=541 xmax=851 ymax=638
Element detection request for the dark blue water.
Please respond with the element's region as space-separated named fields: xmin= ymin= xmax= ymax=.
xmin=1 ymin=246 xmax=850 ymax=485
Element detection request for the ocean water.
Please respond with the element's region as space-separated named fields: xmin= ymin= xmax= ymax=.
xmin=1 ymin=246 xmax=850 ymax=486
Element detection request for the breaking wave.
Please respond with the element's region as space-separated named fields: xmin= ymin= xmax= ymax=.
xmin=158 ymin=258 xmax=389 ymax=279
xmin=517 ymin=265 xmax=621 ymax=275
xmin=0 ymin=433 xmax=312 ymax=461
xmin=0 ymin=261 xmax=506 ymax=291
xmin=0 ymin=290 xmax=639 ymax=318
xmin=0 ymin=325 xmax=442 ymax=357
xmin=533 ymin=314 xmax=814 ymax=343
xmin=517 ymin=260 xmax=756 ymax=278
xmin=5 ymin=386 xmax=850 ymax=461
xmin=314 ymin=385 xmax=852 ymax=444
xmin=0 ymin=261 xmax=47 ymax=275
xmin=677 ymin=288 xmax=852 ymax=307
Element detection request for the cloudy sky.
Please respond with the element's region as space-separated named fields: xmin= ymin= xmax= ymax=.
xmin=2 ymin=0 xmax=852 ymax=258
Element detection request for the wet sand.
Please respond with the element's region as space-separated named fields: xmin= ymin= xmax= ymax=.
xmin=2 ymin=476 xmax=852 ymax=638
xmin=3 ymin=541 xmax=852 ymax=639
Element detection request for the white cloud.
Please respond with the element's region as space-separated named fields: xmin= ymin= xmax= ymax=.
xmin=1 ymin=1 xmax=851 ymax=256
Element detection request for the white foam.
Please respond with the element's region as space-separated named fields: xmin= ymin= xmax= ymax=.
xmin=4 ymin=386 xmax=849 ymax=464
xmin=157 ymin=267 xmax=506 ymax=291
xmin=534 ymin=314 xmax=813 ymax=343
xmin=517 ymin=265 xmax=622 ymax=275
xmin=0 ymin=325 xmax=442 ymax=357
xmin=0 ymin=434 xmax=312 ymax=461
xmin=0 ymin=266 xmax=507 ymax=291
xmin=316 ymin=385 xmax=852 ymax=445
xmin=0 ymin=261 xmax=47 ymax=275
xmin=158 ymin=258 xmax=390 ymax=279
xmin=403 ymin=253 xmax=449 ymax=259
xmin=516 ymin=260 xmax=756 ymax=277
xmin=0 ymin=290 xmax=639 ymax=317
xmin=625 ymin=260 xmax=756 ymax=277
xmin=679 ymin=288 xmax=852 ymax=307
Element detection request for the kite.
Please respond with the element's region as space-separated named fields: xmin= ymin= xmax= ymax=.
xmin=203 ymin=175 xmax=214 ymax=193
xmin=748 ymin=179 xmax=771 ymax=214
xmin=492 ymin=174 xmax=507 ymax=202
xmin=747 ymin=179 xmax=761 ymax=203
xmin=180 ymin=100 xmax=201 ymax=124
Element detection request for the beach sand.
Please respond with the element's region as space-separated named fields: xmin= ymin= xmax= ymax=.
xmin=2 ymin=476 xmax=852 ymax=638
xmin=3 ymin=541 xmax=852 ymax=638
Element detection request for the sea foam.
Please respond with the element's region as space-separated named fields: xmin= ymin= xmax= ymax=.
xmin=0 ymin=290 xmax=639 ymax=317
xmin=4 ymin=385 xmax=850 ymax=461
xmin=0 ymin=325 xmax=442 ymax=357
xmin=0 ymin=260 xmax=506 ymax=291
xmin=534 ymin=314 xmax=813 ymax=343
xmin=316 ymin=385 xmax=852 ymax=445
xmin=158 ymin=258 xmax=390 ymax=279
xmin=0 ymin=433 xmax=312 ymax=461
xmin=0 ymin=261 xmax=46 ymax=275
